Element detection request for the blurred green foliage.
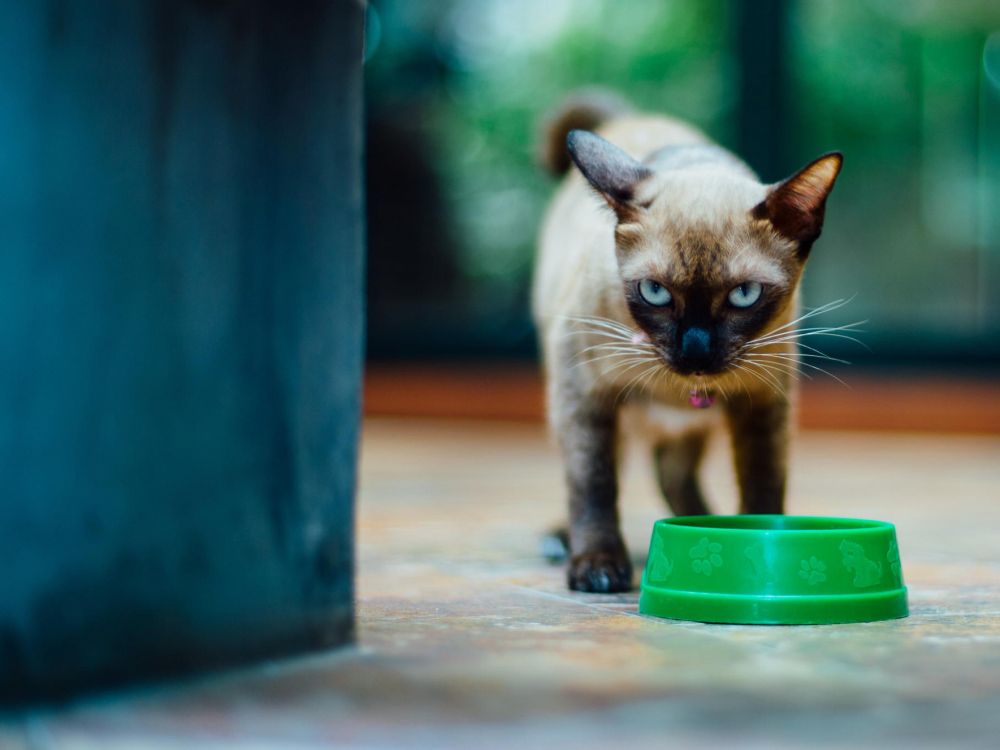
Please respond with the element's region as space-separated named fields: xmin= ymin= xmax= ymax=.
xmin=367 ymin=0 xmax=730 ymax=322
xmin=366 ymin=0 xmax=1000 ymax=363
xmin=792 ymin=0 xmax=1000 ymax=347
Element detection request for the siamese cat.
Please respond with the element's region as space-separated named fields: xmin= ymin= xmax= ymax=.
xmin=533 ymin=93 xmax=843 ymax=592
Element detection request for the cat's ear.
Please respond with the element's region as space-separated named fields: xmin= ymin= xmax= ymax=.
xmin=753 ymin=152 xmax=843 ymax=253
xmin=566 ymin=129 xmax=652 ymax=220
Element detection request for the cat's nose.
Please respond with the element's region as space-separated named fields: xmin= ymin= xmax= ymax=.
xmin=677 ymin=326 xmax=714 ymax=372
xmin=680 ymin=326 xmax=711 ymax=360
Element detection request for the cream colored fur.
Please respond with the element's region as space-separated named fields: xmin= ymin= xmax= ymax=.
xmin=533 ymin=113 xmax=801 ymax=436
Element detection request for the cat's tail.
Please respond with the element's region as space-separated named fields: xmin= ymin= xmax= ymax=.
xmin=538 ymin=88 xmax=632 ymax=175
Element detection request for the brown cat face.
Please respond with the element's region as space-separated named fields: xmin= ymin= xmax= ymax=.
xmin=617 ymin=210 xmax=804 ymax=376
xmin=566 ymin=130 xmax=841 ymax=378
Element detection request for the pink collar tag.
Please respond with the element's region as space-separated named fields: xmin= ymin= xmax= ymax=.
xmin=688 ymin=390 xmax=716 ymax=409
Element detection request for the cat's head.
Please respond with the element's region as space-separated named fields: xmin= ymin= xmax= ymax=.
xmin=566 ymin=129 xmax=841 ymax=379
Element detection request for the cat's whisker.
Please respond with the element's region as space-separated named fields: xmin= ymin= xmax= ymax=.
xmin=719 ymin=365 xmax=753 ymax=402
xmin=743 ymin=296 xmax=867 ymax=358
xmin=675 ymin=372 xmax=687 ymax=401
xmin=744 ymin=352 xmax=849 ymax=387
xmin=570 ymin=351 xmax=656 ymax=372
xmin=745 ymin=362 xmax=791 ymax=393
xmin=755 ymin=320 xmax=867 ymax=339
xmin=794 ymin=296 xmax=855 ymax=319
xmin=732 ymin=357 xmax=782 ymax=392
xmin=576 ymin=350 xmax=655 ymax=365
xmin=747 ymin=350 xmax=851 ymax=366
xmin=563 ymin=328 xmax=633 ymax=345
xmin=575 ymin=335 xmax=650 ymax=349
xmin=562 ymin=320 xmax=660 ymax=355
xmin=564 ymin=331 xmax=631 ymax=345
xmin=749 ymin=316 xmax=866 ymax=337
xmin=565 ymin=327 xmax=654 ymax=360
xmin=653 ymin=368 xmax=672 ymax=400
xmin=605 ymin=355 xmax=660 ymax=381
xmin=635 ymin=364 xmax=662 ymax=397
xmin=633 ymin=362 xmax=663 ymax=392
xmin=600 ymin=356 xmax=660 ymax=377
xmin=751 ymin=326 xmax=867 ymax=345
xmin=562 ymin=314 xmax=637 ymax=337
xmin=576 ymin=341 xmax=655 ymax=358
xmin=619 ymin=356 xmax=672 ymax=404
xmin=617 ymin=363 xmax=657 ymax=405
xmin=744 ymin=333 xmax=866 ymax=356
xmin=794 ymin=360 xmax=849 ymax=387
xmin=735 ymin=356 xmax=789 ymax=395
xmin=746 ymin=329 xmax=867 ymax=350
xmin=743 ymin=355 xmax=807 ymax=382
xmin=580 ymin=350 xmax=654 ymax=369
xmin=713 ymin=377 xmax=730 ymax=402
xmin=568 ymin=342 xmax=644 ymax=363
xmin=730 ymin=359 xmax=784 ymax=398
xmin=746 ymin=320 xmax=867 ymax=348
xmin=753 ymin=297 xmax=854 ymax=341
xmin=562 ymin=312 xmax=632 ymax=327
xmin=734 ymin=368 xmax=753 ymax=402
xmin=770 ymin=358 xmax=848 ymax=387
xmin=653 ymin=366 xmax=688 ymax=402
xmin=795 ymin=341 xmax=846 ymax=358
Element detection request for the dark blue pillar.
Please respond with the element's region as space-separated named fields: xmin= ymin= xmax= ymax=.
xmin=0 ymin=0 xmax=363 ymax=701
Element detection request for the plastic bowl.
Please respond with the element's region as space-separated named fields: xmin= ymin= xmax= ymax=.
xmin=639 ymin=515 xmax=908 ymax=625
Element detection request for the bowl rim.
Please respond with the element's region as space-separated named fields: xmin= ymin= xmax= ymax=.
xmin=658 ymin=514 xmax=895 ymax=535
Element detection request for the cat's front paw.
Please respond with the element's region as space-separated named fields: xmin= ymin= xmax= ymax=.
xmin=568 ymin=550 xmax=633 ymax=593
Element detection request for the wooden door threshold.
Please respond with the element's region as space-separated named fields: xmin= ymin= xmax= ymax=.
xmin=365 ymin=363 xmax=1000 ymax=434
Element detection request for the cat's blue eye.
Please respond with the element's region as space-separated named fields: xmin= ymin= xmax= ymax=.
xmin=728 ymin=281 xmax=763 ymax=308
xmin=638 ymin=279 xmax=672 ymax=306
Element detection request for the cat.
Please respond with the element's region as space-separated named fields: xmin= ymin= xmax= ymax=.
xmin=533 ymin=92 xmax=843 ymax=592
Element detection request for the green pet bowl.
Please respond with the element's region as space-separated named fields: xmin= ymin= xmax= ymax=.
xmin=639 ymin=515 xmax=908 ymax=625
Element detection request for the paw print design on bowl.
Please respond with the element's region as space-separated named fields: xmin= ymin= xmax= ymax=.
xmin=690 ymin=537 xmax=723 ymax=576
xmin=839 ymin=539 xmax=882 ymax=588
xmin=886 ymin=540 xmax=902 ymax=581
xmin=648 ymin=536 xmax=674 ymax=582
xmin=798 ymin=556 xmax=827 ymax=586
xmin=743 ymin=543 xmax=765 ymax=581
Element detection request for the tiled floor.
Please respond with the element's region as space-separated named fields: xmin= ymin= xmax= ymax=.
xmin=5 ymin=418 xmax=1000 ymax=749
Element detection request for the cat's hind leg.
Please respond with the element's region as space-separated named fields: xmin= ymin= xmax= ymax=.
xmin=654 ymin=430 xmax=711 ymax=516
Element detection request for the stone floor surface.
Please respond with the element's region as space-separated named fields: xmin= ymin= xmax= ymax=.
xmin=3 ymin=418 xmax=1000 ymax=749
